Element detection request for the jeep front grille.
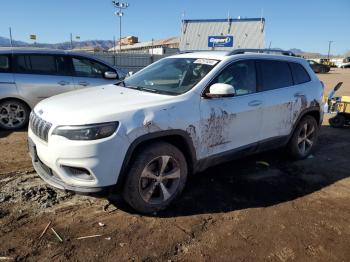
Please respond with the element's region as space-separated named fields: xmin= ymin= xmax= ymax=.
xmin=29 ymin=112 xmax=52 ymax=142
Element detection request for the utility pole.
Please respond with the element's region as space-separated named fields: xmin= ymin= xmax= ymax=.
xmin=327 ymin=41 xmax=334 ymax=60
xmin=9 ymin=27 xmax=13 ymax=48
xmin=112 ymin=1 xmax=129 ymax=53
xmin=70 ymin=33 xmax=73 ymax=50
xmin=113 ymin=35 xmax=116 ymax=66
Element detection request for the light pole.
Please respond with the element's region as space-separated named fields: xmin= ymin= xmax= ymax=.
xmin=327 ymin=41 xmax=334 ymax=60
xmin=9 ymin=27 xmax=13 ymax=48
xmin=70 ymin=33 xmax=73 ymax=49
xmin=112 ymin=1 xmax=129 ymax=53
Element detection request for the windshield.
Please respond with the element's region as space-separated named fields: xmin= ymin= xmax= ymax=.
xmin=122 ymin=58 xmax=219 ymax=95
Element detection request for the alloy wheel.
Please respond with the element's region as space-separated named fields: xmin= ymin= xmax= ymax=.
xmin=297 ymin=122 xmax=315 ymax=155
xmin=139 ymin=155 xmax=181 ymax=205
xmin=0 ymin=102 xmax=26 ymax=129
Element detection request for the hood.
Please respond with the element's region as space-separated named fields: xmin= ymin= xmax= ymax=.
xmin=35 ymin=85 xmax=173 ymax=125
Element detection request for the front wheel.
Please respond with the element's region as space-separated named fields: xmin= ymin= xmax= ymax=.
xmin=0 ymin=100 xmax=30 ymax=130
xmin=329 ymin=114 xmax=346 ymax=128
xmin=122 ymin=142 xmax=188 ymax=214
xmin=288 ymin=115 xmax=319 ymax=159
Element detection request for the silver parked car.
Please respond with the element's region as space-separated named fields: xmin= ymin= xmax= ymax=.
xmin=0 ymin=47 xmax=126 ymax=130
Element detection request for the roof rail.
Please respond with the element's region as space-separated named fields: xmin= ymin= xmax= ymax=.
xmin=228 ymin=48 xmax=296 ymax=56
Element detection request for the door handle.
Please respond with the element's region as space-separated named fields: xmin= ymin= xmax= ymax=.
xmin=58 ymin=81 xmax=69 ymax=86
xmin=294 ymin=92 xmax=305 ymax=98
xmin=248 ymin=100 xmax=262 ymax=107
xmin=78 ymin=81 xmax=89 ymax=86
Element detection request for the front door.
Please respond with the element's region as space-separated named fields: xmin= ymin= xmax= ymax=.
xmin=70 ymin=56 xmax=118 ymax=89
xmin=198 ymin=60 xmax=263 ymax=159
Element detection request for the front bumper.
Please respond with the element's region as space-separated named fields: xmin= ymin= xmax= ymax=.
xmin=28 ymin=125 xmax=129 ymax=193
xmin=31 ymin=153 xmax=106 ymax=193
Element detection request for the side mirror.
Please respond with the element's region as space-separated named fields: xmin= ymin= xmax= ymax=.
xmin=128 ymin=71 xmax=134 ymax=77
xmin=104 ymin=71 xmax=118 ymax=79
xmin=206 ymin=83 xmax=235 ymax=98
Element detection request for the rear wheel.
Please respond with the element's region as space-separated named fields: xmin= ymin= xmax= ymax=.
xmin=0 ymin=100 xmax=30 ymax=130
xmin=288 ymin=115 xmax=319 ymax=159
xmin=122 ymin=142 xmax=188 ymax=214
xmin=329 ymin=114 xmax=346 ymax=128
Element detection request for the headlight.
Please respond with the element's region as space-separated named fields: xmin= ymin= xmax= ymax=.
xmin=52 ymin=122 xmax=119 ymax=140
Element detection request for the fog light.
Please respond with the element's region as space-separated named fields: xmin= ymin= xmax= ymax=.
xmin=61 ymin=165 xmax=94 ymax=181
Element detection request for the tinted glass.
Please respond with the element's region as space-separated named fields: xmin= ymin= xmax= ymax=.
xmin=290 ymin=62 xmax=311 ymax=85
xmin=14 ymin=55 xmax=70 ymax=75
xmin=72 ymin=58 xmax=111 ymax=78
xmin=0 ymin=55 xmax=10 ymax=72
xmin=259 ymin=60 xmax=293 ymax=91
xmin=211 ymin=60 xmax=257 ymax=96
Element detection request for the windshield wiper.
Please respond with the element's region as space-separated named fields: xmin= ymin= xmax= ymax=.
xmin=139 ymin=87 xmax=160 ymax=93
xmin=123 ymin=85 xmax=160 ymax=93
xmin=118 ymin=83 xmax=176 ymax=95
xmin=115 ymin=80 xmax=125 ymax=87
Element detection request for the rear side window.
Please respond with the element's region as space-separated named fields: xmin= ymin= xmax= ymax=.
xmin=258 ymin=60 xmax=293 ymax=91
xmin=289 ymin=62 xmax=311 ymax=85
xmin=0 ymin=55 xmax=10 ymax=73
xmin=13 ymin=55 xmax=70 ymax=76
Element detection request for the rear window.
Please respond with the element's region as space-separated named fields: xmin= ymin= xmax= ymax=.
xmin=258 ymin=60 xmax=293 ymax=91
xmin=14 ymin=55 xmax=70 ymax=76
xmin=289 ymin=62 xmax=311 ymax=85
xmin=0 ymin=55 xmax=10 ymax=73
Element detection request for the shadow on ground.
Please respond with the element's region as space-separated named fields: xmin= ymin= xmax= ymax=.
xmin=110 ymin=125 xmax=350 ymax=217
xmin=0 ymin=127 xmax=27 ymax=139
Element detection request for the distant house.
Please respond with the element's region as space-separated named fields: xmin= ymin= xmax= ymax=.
xmin=109 ymin=36 xmax=179 ymax=54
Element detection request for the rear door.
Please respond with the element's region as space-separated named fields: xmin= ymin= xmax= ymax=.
xmin=69 ymin=56 xmax=119 ymax=89
xmin=257 ymin=59 xmax=301 ymax=142
xmin=13 ymin=54 xmax=74 ymax=105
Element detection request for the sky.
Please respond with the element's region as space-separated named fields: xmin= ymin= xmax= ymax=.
xmin=0 ymin=0 xmax=349 ymax=54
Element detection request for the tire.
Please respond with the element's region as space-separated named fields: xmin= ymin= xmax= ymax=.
xmin=329 ymin=114 xmax=346 ymax=128
xmin=288 ymin=115 xmax=319 ymax=159
xmin=122 ymin=141 xmax=188 ymax=214
xmin=0 ymin=99 xmax=30 ymax=130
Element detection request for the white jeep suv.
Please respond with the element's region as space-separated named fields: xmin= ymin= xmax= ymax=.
xmin=28 ymin=49 xmax=324 ymax=213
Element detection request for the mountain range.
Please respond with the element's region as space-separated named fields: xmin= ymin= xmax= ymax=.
xmin=0 ymin=36 xmax=114 ymax=50
xmin=0 ymin=36 xmax=336 ymax=57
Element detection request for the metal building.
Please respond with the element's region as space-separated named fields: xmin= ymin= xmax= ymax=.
xmin=179 ymin=18 xmax=265 ymax=51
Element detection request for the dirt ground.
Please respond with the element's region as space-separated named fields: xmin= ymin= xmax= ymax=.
xmin=0 ymin=68 xmax=350 ymax=261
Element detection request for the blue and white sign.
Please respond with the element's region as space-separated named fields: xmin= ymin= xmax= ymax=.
xmin=208 ymin=35 xmax=234 ymax=47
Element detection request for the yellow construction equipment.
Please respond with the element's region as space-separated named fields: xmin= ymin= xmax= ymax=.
xmin=327 ymin=82 xmax=350 ymax=127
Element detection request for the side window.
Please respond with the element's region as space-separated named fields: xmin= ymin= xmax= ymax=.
xmin=56 ymin=56 xmax=71 ymax=76
xmin=0 ymin=55 xmax=10 ymax=73
xmin=289 ymin=62 xmax=311 ymax=85
xmin=72 ymin=57 xmax=111 ymax=78
xmin=258 ymin=60 xmax=293 ymax=91
xmin=211 ymin=60 xmax=257 ymax=96
xmin=14 ymin=55 xmax=70 ymax=76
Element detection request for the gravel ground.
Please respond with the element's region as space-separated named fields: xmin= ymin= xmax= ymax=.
xmin=0 ymin=68 xmax=349 ymax=261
